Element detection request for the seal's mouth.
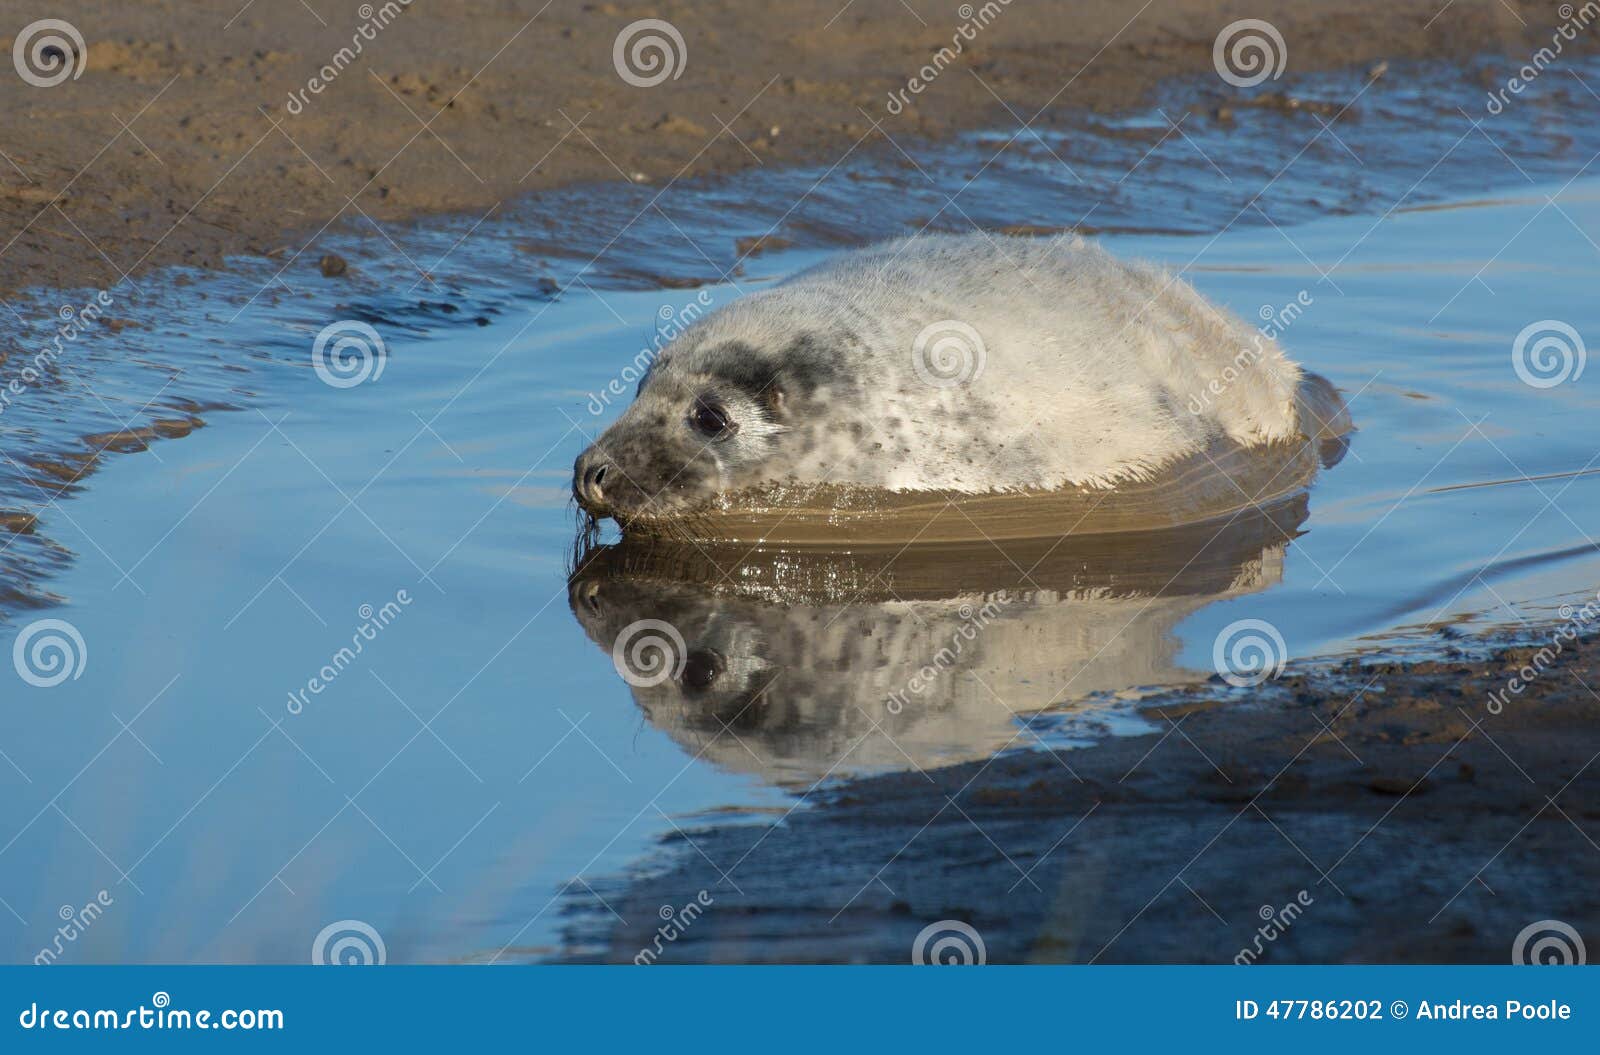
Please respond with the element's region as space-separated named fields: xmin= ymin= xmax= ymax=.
xmin=571 ymin=497 xmax=723 ymax=545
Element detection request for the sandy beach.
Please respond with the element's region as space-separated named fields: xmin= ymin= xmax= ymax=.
xmin=1 ymin=0 xmax=1581 ymax=297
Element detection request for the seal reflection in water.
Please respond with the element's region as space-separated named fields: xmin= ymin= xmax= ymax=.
xmin=568 ymin=498 xmax=1307 ymax=786
xmin=572 ymin=233 xmax=1351 ymax=544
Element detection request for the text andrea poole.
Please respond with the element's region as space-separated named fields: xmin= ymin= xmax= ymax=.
xmin=1235 ymin=999 xmax=1574 ymax=1021
xmin=1411 ymin=1000 xmax=1572 ymax=1021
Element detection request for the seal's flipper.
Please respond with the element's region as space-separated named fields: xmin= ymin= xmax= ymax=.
xmin=1296 ymin=371 xmax=1354 ymax=468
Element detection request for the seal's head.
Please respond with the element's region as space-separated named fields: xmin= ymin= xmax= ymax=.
xmin=573 ymin=303 xmax=856 ymax=524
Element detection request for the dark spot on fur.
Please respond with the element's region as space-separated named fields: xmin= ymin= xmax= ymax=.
xmin=776 ymin=335 xmax=848 ymax=394
xmin=704 ymin=336 xmax=847 ymax=411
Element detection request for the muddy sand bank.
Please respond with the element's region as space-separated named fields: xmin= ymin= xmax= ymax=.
xmin=2 ymin=0 xmax=1586 ymax=298
xmin=556 ymin=631 xmax=1600 ymax=963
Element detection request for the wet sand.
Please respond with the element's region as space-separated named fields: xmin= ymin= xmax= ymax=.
xmin=557 ymin=632 xmax=1600 ymax=963
xmin=0 ymin=0 xmax=1581 ymax=298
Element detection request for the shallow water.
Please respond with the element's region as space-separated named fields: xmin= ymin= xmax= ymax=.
xmin=1 ymin=57 xmax=1598 ymax=962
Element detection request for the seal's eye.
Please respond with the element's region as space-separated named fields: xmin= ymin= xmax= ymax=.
xmin=689 ymin=400 xmax=734 ymax=438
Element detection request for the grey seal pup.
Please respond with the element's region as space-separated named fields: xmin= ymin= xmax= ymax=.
xmin=572 ymin=233 xmax=1349 ymax=540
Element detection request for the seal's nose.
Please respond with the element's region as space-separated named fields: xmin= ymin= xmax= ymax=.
xmin=573 ymin=448 xmax=613 ymax=512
